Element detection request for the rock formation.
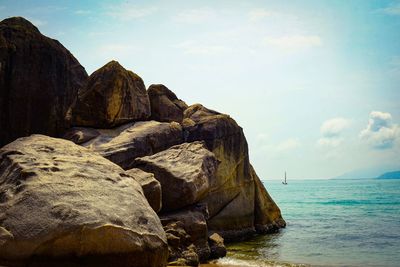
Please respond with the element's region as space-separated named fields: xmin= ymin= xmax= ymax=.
xmin=160 ymin=205 xmax=210 ymax=264
xmin=0 ymin=135 xmax=168 ymax=267
xmin=148 ymin=84 xmax=188 ymax=123
xmin=64 ymin=121 xmax=184 ymax=170
xmin=181 ymin=104 xmax=286 ymax=239
xmin=134 ymin=142 xmax=218 ymax=212
xmin=126 ymin=168 xmax=162 ymax=213
xmin=0 ymin=16 xmax=286 ymax=267
xmin=182 ymin=104 xmax=257 ymax=239
xmin=208 ymin=233 xmax=227 ymax=259
xmin=163 ymin=221 xmax=199 ymax=266
xmin=0 ymin=17 xmax=88 ymax=147
xmin=72 ymin=61 xmax=150 ymax=128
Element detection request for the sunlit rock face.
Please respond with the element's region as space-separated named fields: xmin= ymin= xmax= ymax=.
xmin=134 ymin=141 xmax=219 ymax=212
xmin=182 ymin=104 xmax=285 ymax=240
xmin=0 ymin=135 xmax=168 ymax=267
xmin=126 ymin=168 xmax=162 ymax=213
xmin=148 ymin=84 xmax=188 ymax=123
xmin=0 ymin=16 xmax=286 ymax=266
xmin=72 ymin=60 xmax=151 ymax=128
xmin=64 ymin=121 xmax=184 ymax=170
xmin=0 ymin=17 xmax=88 ymax=147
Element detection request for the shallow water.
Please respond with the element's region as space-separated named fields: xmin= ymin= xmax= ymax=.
xmin=215 ymin=179 xmax=400 ymax=267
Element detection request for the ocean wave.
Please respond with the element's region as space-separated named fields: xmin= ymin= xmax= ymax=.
xmin=212 ymin=256 xmax=310 ymax=267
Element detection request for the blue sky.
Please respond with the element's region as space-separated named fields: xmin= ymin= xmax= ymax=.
xmin=1 ymin=0 xmax=399 ymax=179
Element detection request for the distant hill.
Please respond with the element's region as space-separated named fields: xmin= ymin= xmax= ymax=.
xmin=332 ymin=167 xmax=388 ymax=180
xmin=377 ymin=171 xmax=400 ymax=179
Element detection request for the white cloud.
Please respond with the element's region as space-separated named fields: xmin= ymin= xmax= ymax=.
xmin=317 ymin=138 xmax=342 ymax=148
xmin=276 ymin=138 xmax=301 ymax=152
xmin=175 ymin=40 xmax=230 ymax=55
xmin=107 ymin=4 xmax=157 ymax=20
xmin=264 ymin=35 xmax=322 ymax=51
xmin=173 ymin=7 xmax=215 ymax=24
xmin=321 ymin=118 xmax=351 ymax=138
xmin=360 ymin=111 xmax=399 ymax=149
xmin=317 ymin=117 xmax=350 ymax=147
xmin=248 ymin=8 xmax=277 ymax=21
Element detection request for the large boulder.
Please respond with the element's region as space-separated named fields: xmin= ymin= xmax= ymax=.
xmin=72 ymin=60 xmax=150 ymax=128
xmin=134 ymin=141 xmax=218 ymax=212
xmin=148 ymin=84 xmax=188 ymax=123
xmin=0 ymin=17 xmax=88 ymax=147
xmin=0 ymin=135 xmax=168 ymax=267
xmin=64 ymin=121 xmax=184 ymax=170
xmin=126 ymin=168 xmax=162 ymax=213
xmin=182 ymin=104 xmax=285 ymax=240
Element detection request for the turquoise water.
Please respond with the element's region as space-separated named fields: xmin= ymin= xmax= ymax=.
xmin=218 ymin=179 xmax=400 ymax=267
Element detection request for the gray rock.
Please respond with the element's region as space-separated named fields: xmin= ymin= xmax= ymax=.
xmin=126 ymin=168 xmax=162 ymax=213
xmin=79 ymin=120 xmax=184 ymax=170
xmin=0 ymin=135 xmax=168 ymax=267
xmin=0 ymin=17 xmax=88 ymax=147
xmin=208 ymin=233 xmax=226 ymax=259
xmin=183 ymin=104 xmax=285 ymax=240
xmin=62 ymin=127 xmax=100 ymax=144
xmin=134 ymin=141 xmax=218 ymax=212
xmin=160 ymin=205 xmax=210 ymax=262
xmin=148 ymin=84 xmax=188 ymax=123
xmin=72 ymin=61 xmax=150 ymax=128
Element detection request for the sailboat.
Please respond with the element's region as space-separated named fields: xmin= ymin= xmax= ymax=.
xmin=282 ymin=171 xmax=288 ymax=185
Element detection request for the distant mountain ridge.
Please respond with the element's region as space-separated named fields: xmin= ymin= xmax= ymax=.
xmin=332 ymin=167 xmax=400 ymax=180
xmin=332 ymin=168 xmax=386 ymax=180
xmin=377 ymin=171 xmax=400 ymax=179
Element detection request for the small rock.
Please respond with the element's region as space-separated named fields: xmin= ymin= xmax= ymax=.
xmin=208 ymin=233 xmax=227 ymax=259
xmin=126 ymin=168 xmax=162 ymax=213
xmin=148 ymin=84 xmax=188 ymax=123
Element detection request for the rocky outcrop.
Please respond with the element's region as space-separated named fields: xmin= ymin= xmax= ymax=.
xmin=72 ymin=61 xmax=150 ymax=128
xmin=0 ymin=16 xmax=286 ymax=266
xmin=208 ymin=233 xmax=227 ymax=259
xmin=161 ymin=205 xmax=210 ymax=264
xmin=183 ymin=104 xmax=285 ymax=240
xmin=134 ymin=142 xmax=219 ymax=212
xmin=148 ymin=84 xmax=188 ymax=123
xmin=65 ymin=121 xmax=184 ymax=170
xmin=62 ymin=127 xmax=100 ymax=144
xmin=126 ymin=168 xmax=162 ymax=213
xmin=0 ymin=135 xmax=168 ymax=267
xmin=0 ymin=17 xmax=88 ymax=147
xmin=163 ymin=222 xmax=199 ymax=266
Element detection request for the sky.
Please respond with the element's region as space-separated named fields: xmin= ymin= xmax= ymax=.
xmin=1 ymin=0 xmax=399 ymax=179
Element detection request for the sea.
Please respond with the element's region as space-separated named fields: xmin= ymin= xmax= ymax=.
xmin=213 ymin=178 xmax=400 ymax=267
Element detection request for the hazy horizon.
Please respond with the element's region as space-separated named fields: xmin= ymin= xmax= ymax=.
xmin=1 ymin=0 xmax=399 ymax=179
